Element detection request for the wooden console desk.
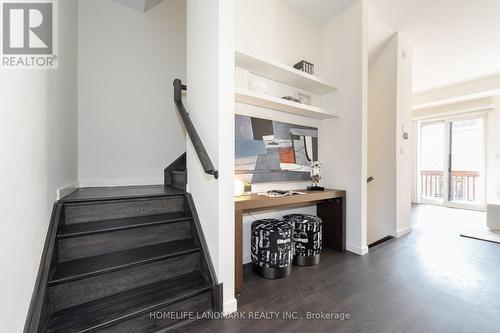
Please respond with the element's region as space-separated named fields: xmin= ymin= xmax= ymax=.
xmin=234 ymin=189 xmax=346 ymax=296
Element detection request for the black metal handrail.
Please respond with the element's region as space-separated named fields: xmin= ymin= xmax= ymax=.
xmin=173 ymin=79 xmax=218 ymax=179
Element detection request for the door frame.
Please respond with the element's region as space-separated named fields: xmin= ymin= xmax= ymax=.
xmin=417 ymin=111 xmax=487 ymax=211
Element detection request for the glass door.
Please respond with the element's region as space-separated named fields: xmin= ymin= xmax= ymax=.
xmin=420 ymin=121 xmax=446 ymax=204
xmin=448 ymin=116 xmax=486 ymax=208
xmin=419 ymin=114 xmax=486 ymax=209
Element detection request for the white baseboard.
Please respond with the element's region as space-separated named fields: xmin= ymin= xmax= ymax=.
xmin=397 ymin=226 xmax=412 ymax=238
xmin=346 ymin=243 xmax=369 ymax=256
xmin=56 ymin=181 xmax=79 ymax=200
xmin=223 ymin=298 xmax=238 ymax=314
xmin=78 ymin=178 xmax=164 ymax=188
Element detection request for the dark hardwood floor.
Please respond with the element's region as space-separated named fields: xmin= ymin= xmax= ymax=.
xmin=183 ymin=204 xmax=500 ymax=333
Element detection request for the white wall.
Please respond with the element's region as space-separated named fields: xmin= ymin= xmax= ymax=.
xmin=235 ymin=0 xmax=324 ymax=263
xmin=236 ymin=0 xmax=324 ymax=76
xmin=367 ymin=8 xmax=395 ymax=66
xmin=488 ymin=96 xmax=500 ymax=202
xmin=367 ymin=32 xmax=413 ymax=244
xmin=78 ymin=0 xmax=186 ymax=186
xmin=186 ymin=0 xmax=236 ymax=313
xmin=0 ymin=1 xmax=78 ymax=331
xmin=395 ymin=35 xmax=413 ymax=237
xmin=320 ymin=0 xmax=369 ymax=255
xmin=368 ymin=35 xmax=397 ymax=244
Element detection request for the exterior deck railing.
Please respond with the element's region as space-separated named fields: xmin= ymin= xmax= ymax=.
xmin=421 ymin=170 xmax=480 ymax=201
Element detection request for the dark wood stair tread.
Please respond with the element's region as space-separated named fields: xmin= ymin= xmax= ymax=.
xmin=46 ymin=271 xmax=211 ymax=333
xmin=50 ymin=240 xmax=199 ymax=285
xmin=58 ymin=212 xmax=191 ymax=238
xmin=60 ymin=185 xmax=185 ymax=202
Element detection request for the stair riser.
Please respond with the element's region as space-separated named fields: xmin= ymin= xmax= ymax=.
xmin=172 ymin=172 xmax=187 ymax=189
xmin=64 ymin=197 xmax=185 ymax=224
xmin=58 ymin=221 xmax=191 ymax=262
xmin=50 ymin=253 xmax=202 ymax=312
xmin=100 ymin=291 xmax=212 ymax=333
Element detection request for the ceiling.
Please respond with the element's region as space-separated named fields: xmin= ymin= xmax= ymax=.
xmin=285 ymin=0 xmax=500 ymax=93
xmin=284 ymin=0 xmax=356 ymax=24
xmin=113 ymin=0 xmax=164 ymax=12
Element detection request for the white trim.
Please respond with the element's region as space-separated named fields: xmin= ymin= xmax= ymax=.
xmin=56 ymin=181 xmax=79 ymax=200
xmin=223 ymin=298 xmax=238 ymax=314
xmin=346 ymin=243 xmax=369 ymax=256
xmin=412 ymin=104 xmax=494 ymax=121
xmin=78 ymin=178 xmax=164 ymax=188
xmin=396 ymin=226 xmax=412 ymax=238
xmin=443 ymin=202 xmax=486 ymax=212
xmin=413 ymin=95 xmax=497 ymax=109
xmin=412 ymin=72 xmax=500 ymax=110
xmin=411 ymin=120 xmax=420 ymax=203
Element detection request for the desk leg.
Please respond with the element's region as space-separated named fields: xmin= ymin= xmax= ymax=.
xmin=317 ymin=197 xmax=346 ymax=251
xmin=234 ymin=210 xmax=243 ymax=297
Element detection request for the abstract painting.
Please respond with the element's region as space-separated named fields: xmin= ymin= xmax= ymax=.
xmin=235 ymin=115 xmax=318 ymax=183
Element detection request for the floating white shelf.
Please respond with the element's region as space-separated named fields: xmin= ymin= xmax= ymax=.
xmin=235 ymin=90 xmax=339 ymax=120
xmin=235 ymin=51 xmax=338 ymax=95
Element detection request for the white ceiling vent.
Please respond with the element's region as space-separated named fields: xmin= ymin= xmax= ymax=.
xmin=113 ymin=0 xmax=165 ymax=13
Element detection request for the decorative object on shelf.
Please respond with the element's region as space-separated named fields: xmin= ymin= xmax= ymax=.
xmin=281 ymin=96 xmax=302 ymax=103
xmin=235 ymin=115 xmax=318 ymax=184
xmin=244 ymin=181 xmax=252 ymax=193
xmin=307 ymin=161 xmax=324 ymax=191
xmin=294 ymin=60 xmax=314 ymax=75
xmin=249 ymin=79 xmax=268 ymax=94
xmin=297 ymin=91 xmax=312 ymax=105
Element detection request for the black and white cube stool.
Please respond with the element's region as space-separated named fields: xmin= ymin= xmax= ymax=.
xmin=251 ymin=219 xmax=293 ymax=279
xmin=283 ymin=214 xmax=322 ymax=266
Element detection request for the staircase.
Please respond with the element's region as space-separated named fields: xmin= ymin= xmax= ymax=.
xmin=25 ymin=156 xmax=222 ymax=333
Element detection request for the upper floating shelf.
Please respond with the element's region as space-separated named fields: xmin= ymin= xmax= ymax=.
xmin=235 ymin=51 xmax=338 ymax=95
xmin=235 ymin=89 xmax=339 ymax=120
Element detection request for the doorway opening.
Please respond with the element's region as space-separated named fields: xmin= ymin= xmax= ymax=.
xmin=418 ymin=113 xmax=486 ymax=210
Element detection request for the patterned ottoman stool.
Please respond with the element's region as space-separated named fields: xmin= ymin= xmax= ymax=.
xmin=251 ymin=219 xmax=293 ymax=279
xmin=283 ymin=214 xmax=322 ymax=266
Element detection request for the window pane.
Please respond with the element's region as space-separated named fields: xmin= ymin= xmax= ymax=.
xmin=420 ymin=122 xmax=445 ymax=202
xmin=449 ymin=118 xmax=484 ymax=205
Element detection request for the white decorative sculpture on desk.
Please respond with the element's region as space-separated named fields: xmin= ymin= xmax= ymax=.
xmin=308 ymin=161 xmax=324 ymax=191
